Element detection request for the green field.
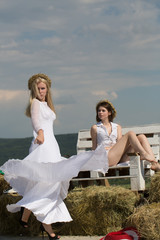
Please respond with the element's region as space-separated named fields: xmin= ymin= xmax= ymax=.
xmin=0 ymin=133 xmax=78 ymax=165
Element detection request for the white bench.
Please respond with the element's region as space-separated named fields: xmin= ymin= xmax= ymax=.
xmin=74 ymin=123 xmax=160 ymax=191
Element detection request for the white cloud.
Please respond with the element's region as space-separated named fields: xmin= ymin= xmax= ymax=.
xmin=92 ymin=90 xmax=118 ymax=100
xmin=42 ymin=37 xmax=62 ymax=46
xmin=79 ymin=0 xmax=106 ymax=4
xmin=129 ymin=34 xmax=160 ymax=48
xmin=0 ymin=90 xmax=27 ymax=102
xmin=0 ymin=40 xmax=18 ymax=49
xmin=0 ymin=0 xmax=160 ymax=137
xmin=89 ymin=24 xmax=110 ymax=32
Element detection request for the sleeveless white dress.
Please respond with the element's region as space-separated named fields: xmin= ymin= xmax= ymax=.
xmin=96 ymin=122 xmax=118 ymax=148
xmin=1 ymin=99 xmax=108 ymax=224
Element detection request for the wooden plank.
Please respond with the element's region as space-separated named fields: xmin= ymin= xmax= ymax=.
xmin=77 ymin=141 xmax=92 ymax=148
xmin=109 ymin=165 xmax=129 ymax=169
xmin=79 ymin=124 xmax=160 ymax=136
xmin=129 ymin=155 xmax=145 ymax=191
xmin=78 ymin=130 xmax=91 ymax=138
xmin=71 ymin=175 xmax=137 ymax=181
xmin=122 ymin=124 xmax=160 ymax=135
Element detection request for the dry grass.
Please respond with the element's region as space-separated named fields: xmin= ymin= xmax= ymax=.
xmin=1 ymin=174 xmax=160 ymax=238
xmin=149 ymin=172 xmax=160 ymax=203
xmin=58 ymin=185 xmax=139 ymax=236
xmin=0 ymin=182 xmax=138 ymax=236
xmin=0 ymin=188 xmax=41 ymax=236
xmin=126 ymin=202 xmax=160 ymax=240
xmin=0 ymin=175 xmax=10 ymax=195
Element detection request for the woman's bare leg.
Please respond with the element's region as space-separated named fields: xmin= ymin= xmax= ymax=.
xmin=21 ymin=208 xmax=31 ymax=223
xmin=42 ymin=223 xmax=59 ymax=238
xmin=151 ymin=162 xmax=160 ymax=171
xmin=119 ymin=134 xmax=155 ymax=164
xmin=132 ymin=134 xmax=160 ymax=171
xmin=137 ymin=134 xmax=155 ymax=159
xmin=119 ymin=145 xmax=133 ymax=163
xmin=108 ymin=131 xmax=156 ymax=167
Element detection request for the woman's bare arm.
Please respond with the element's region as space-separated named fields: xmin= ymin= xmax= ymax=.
xmin=90 ymin=125 xmax=97 ymax=150
xmin=117 ymin=124 xmax=122 ymax=141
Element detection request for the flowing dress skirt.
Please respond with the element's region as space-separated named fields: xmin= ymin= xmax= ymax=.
xmin=1 ymin=135 xmax=108 ymax=224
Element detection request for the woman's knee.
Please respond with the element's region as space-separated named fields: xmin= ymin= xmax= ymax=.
xmin=137 ymin=134 xmax=146 ymax=141
xmin=126 ymin=130 xmax=136 ymax=138
xmin=108 ymin=151 xmax=119 ymax=166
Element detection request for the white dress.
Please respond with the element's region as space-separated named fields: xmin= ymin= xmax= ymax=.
xmin=96 ymin=122 xmax=118 ymax=148
xmin=1 ymin=99 xmax=108 ymax=224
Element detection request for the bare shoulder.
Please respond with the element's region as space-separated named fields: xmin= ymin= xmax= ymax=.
xmin=90 ymin=124 xmax=97 ymax=132
xmin=117 ymin=124 xmax=122 ymax=130
xmin=117 ymin=124 xmax=122 ymax=138
xmin=90 ymin=124 xmax=97 ymax=136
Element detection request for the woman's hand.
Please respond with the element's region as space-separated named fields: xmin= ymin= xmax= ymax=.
xmin=34 ymin=129 xmax=44 ymax=144
xmin=105 ymin=146 xmax=113 ymax=151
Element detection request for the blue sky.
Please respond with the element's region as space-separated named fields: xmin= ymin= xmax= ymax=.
xmin=0 ymin=0 xmax=160 ymax=138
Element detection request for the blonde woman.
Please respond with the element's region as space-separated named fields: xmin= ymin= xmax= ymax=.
xmin=91 ymin=100 xmax=160 ymax=170
xmin=1 ymin=74 xmax=108 ymax=240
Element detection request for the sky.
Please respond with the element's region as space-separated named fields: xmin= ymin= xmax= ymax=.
xmin=0 ymin=0 xmax=160 ymax=138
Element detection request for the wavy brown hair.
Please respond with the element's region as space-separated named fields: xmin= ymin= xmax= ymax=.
xmin=96 ymin=100 xmax=117 ymax=122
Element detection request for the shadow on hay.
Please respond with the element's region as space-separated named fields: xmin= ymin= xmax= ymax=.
xmin=0 ymin=176 xmax=41 ymax=236
xmin=0 ymin=193 xmax=41 ymax=236
xmin=0 ymin=175 xmax=10 ymax=195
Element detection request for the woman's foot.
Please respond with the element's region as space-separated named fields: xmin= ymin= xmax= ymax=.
xmin=19 ymin=219 xmax=28 ymax=228
xmin=151 ymin=162 xmax=160 ymax=171
xmin=19 ymin=207 xmax=30 ymax=228
xmin=41 ymin=223 xmax=60 ymax=240
xmin=140 ymin=152 xmax=157 ymax=163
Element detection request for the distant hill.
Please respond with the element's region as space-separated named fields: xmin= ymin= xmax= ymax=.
xmin=0 ymin=133 xmax=78 ymax=166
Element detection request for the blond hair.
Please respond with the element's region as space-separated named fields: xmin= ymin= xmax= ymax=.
xmin=25 ymin=74 xmax=55 ymax=117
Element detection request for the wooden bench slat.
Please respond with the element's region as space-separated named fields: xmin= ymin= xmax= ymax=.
xmin=71 ymin=175 xmax=137 ymax=181
xmin=122 ymin=124 xmax=160 ymax=135
xmin=77 ymin=142 xmax=92 ymax=148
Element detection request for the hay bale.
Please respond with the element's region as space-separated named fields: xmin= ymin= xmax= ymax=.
xmin=149 ymin=172 xmax=160 ymax=203
xmin=0 ymin=185 xmax=139 ymax=236
xmin=0 ymin=175 xmax=10 ymax=195
xmin=126 ymin=202 xmax=160 ymax=240
xmin=0 ymin=194 xmax=41 ymax=236
xmin=58 ymin=185 xmax=139 ymax=236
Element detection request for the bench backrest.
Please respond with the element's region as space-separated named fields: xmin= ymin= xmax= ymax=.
xmin=77 ymin=124 xmax=160 ymax=160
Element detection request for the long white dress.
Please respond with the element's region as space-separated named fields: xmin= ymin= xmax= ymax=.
xmin=1 ymin=99 xmax=108 ymax=224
